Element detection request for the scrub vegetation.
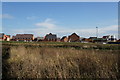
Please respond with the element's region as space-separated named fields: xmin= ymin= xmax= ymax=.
xmin=1 ymin=41 xmax=120 ymax=79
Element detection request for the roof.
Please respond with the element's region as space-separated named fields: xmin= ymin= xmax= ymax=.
xmin=89 ymin=37 xmax=97 ymax=39
xmin=61 ymin=36 xmax=67 ymax=40
xmin=72 ymin=33 xmax=78 ymax=36
xmin=45 ymin=33 xmax=57 ymax=39
xmin=16 ymin=34 xmax=33 ymax=36
xmin=103 ymin=36 xmax=109 ymax=38
xmin=93 ymin=38 xmax=107 ymax=41
xmin=14 ymin=34 xmax=33 ymax=38
xmin=69 ymin=33 xmax=79 ymax=37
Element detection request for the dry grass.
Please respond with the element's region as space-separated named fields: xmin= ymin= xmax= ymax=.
xmin=2 ymin=44 xmax=119 ymax=79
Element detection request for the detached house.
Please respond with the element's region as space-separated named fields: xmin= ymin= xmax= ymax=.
xmin=81 ymin=38 xmax=90 ymax=43
xmin=12 ymin=34 xmax=34 ymax=42
xmin=88 ymin=37 xmax=97 ymax=42
xmin=61 ymin=36 xmax=68 ymax=42
xmin=102 ymin=35 xmax=116 ymax=42
xmin=68 ymin=33 xmax=80 ymax=42
xmin=44 ymin=33 xmax=57 ymax=41
xmin=0 ymin=33 xmax=10 ymax=41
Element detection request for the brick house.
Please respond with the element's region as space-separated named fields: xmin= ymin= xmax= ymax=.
xmin=60 ymin=36 xmax=68 ymax=42
xmin=12 ymin=34 xmax=34 ymax=42
xmin=44 ymin=33 xmax=57 ymax=41
xmin=0 ymin=33 xmax=10 ymax=41
xmin=68 ymin=33 xmax=80 ymax=42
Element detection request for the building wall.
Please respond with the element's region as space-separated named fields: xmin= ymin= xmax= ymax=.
xmin=44 ymin=33 xmax=57 ymax=41
xmin=68 ymin=34 xmax=80 ymax=42
xmin=12 ymin=34 xmax=34 ymax=42
xmin=0 ymin=34 xmax=10 ymax=41
xmin=44 ymin=38 xmax=57 ymax=41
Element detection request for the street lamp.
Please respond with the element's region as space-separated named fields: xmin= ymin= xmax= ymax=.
xmin=96 ymin=27 xmax=98 ymax=38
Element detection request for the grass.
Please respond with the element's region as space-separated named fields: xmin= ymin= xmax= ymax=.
xmin=2 ymin=41 xmax=120 ymax=79
xmin=2 ymin=41 xmax=120 ymax=50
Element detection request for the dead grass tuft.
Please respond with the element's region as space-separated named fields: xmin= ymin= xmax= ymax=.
xmin=2 ymin=45 xmax=119 ymax=78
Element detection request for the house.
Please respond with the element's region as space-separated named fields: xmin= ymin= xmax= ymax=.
xmin=12 ymin=34 xmax=34 ymax=42
xmin=92 ymin=38 xmax=107 ymax=43
xmin=103 ymin=36 xmax=109 ymax=39
xmin=68 ymin=33 xmax=80 ymax=42
xmin=0 ymin=33 xmax=10 ymax=41
xmin=34 ymin=37 xmax=44 ymax=42
xmin=81 ymin=38 xmax=90 ymax=43
xmin=88 ymin=37 xmax=107 ymax=43
xmin=88 ymin=37 xmax=97 ymax=42
xmin=102 ymin=35 xmax=116 ymax=42
xmin=44 ymin=33 xmax=57 ymax=41
xmin=89 ymin=37 xmax=97 ymax=40
xmin=60 ymin=36 xmax=68 ymax=42
xmin=5 ymin=35 xmax=11 ymax=41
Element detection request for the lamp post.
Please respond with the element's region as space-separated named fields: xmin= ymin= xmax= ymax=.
xmin=96 ymin=27 xmax=98 ymax=38
xmin=96 ymin=27 xmax=98 ymax=43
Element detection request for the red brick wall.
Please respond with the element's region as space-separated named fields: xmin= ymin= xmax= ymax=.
xmin=68 ymin=34 xmax=80 ymax=42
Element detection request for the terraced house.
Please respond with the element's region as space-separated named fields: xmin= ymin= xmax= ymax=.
xmin=12 ymin=34 xmax=34 ymax=42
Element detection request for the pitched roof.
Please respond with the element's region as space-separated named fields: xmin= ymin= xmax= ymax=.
xmin=61 ymin=36 xmax=67 ymax=40
xmin=14 ymin=34 xmax=34 ymax=38
xmin=45 ymin=33 xmax=57 ymax=39
xmin=16 ymin=34 xmax=33 ymax=36
xmin=93 ymin=38 xmax=107 ymax=41
xmin=69 ymin=33 xmax=79 ymax=38
xmin=89 ymin=37 xmax=97 ymax=39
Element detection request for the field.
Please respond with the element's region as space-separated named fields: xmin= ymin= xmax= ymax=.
xmin=1 ymin=41 xmax=120 ymax=79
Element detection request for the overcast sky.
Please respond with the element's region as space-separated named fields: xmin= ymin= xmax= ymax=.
xmin=1 ymin=2 xmax=118 ymax=38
